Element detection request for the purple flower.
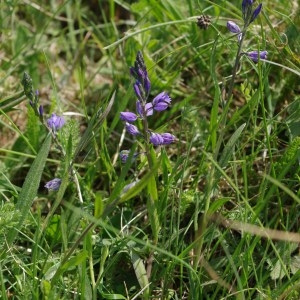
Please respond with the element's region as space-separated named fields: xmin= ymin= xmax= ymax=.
xmin=133 ymin=81 xmax=142 ymax=99
xmin=246 ymin=50 xmax=268 ymax=63
xmin=149 ymin=132 xmax=164 ymax=146
xmin=227 ymin=21 xmax=241 ymax=34
xmin=250 ymin=3 xmax=262 ymax=23
xmin=45 ymin=178 xmax=62 ymax=191
xmin=161 ymin=133 xmax=176 ymax=144
xmin=120 ymin=150 xmax=141 ymax=163
xmin=144 ymin=76 xmax=151 ymax=94
xmin=242 ymin=0 xmax=253 ymax=20
xmin=125 ymin=122 xmax=140 ymax=136
xmin=242 ymin=0 xmax=262 ymax=25
xmin=136 ymin=101 xmax=153 ymax=118
xmin=47 ymin=113 xmax=65 ymax=131
xmin=227 ymin=21 xmax=243 ymax=41
xmin=120 ymin=112 xmax=137 ymax=122
xmin=120 ymin=150 xmax=130 ymax=163
xmin=38 ymin=105 xmax=44 ymax=117
xmin=152 ymin=92 xmax=171 ymax=111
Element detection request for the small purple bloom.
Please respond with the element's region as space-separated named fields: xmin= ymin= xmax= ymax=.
xmin=125 ymin=122 xmax=140 ymax=136
xmin=152 ymin=92 xmax=171 ymax=111
xmin=38 ymin=105 xmax=44 ymax=117
xmin=133 ymin=81 xmax=142 ymax=99
xmin=250 ymin=3 xmax=262 ymax=23
xmin=136 ymin=101 xmax=143 ymax=116
xmin=47 ymin=113 xmax=65 ymax=131
xmin=45 ymin=178 xmax=62 ymax=191
xmin=120 ymin=150 xmax=141 ymax=163
xmin=120 ymin=111 xmax=137 ymax=122
xmin=161 ymin=133 xmax=176 ymax=145
xmin=149 ymin=132 xmax=164 ymax=146
xmin=120 ymin=150 xmax=130 ymax=163
xmin=246 ymin=50 xmax=268 ymax=63
xmin=242 ymin=0 xmax=254 ymax=18
xmin=227 ymin=21 xmax=241 ymax=34
xmin=136 ymin=101 xmax=153 ymax=118
xmin=144 ymin=75 xmax=151 ymax=94
xmin=145 ymin=102 xmax=153 ymax=116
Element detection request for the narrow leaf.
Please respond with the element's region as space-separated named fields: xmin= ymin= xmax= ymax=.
xmin=218 ymin=123 xmax=246 ymax=168
xmin=5 ymin=134 xmax=52 ymax=248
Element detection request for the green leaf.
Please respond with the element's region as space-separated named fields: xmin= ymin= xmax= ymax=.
xmin=3 ymin=134 xmax=52 ymax=250
xmin=100 ymin=293 xmax=127 ymax=300
xmin=218 ymin=123 xmax=246 ymax=169
xmin=51 ymin=250 xmax=88 ymax=284
xmin=130 ymin=250 xmax=149 ymax=298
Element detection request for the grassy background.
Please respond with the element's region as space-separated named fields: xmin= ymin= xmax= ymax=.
xmin=0 ymin=0 xmax=300 ymax=299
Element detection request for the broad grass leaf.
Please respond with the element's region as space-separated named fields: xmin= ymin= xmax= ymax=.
xmin=218 ymin=123 xmax=246 ymax=169
xmin=130 ymin=250 xmax=149 ymax=298
xmin=4 ymin=134 xmax=52 ymax=249
xmin=51 ymin=250 xmax=88 ymax=284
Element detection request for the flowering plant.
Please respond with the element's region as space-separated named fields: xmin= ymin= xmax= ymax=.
xmin=120 ymin=51 xmax=176 ymax=163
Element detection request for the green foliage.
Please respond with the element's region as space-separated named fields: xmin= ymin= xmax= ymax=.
xmin=0 ymin=202 xmax=20 ymax=247
xmin=2 ymin=134 xmax=52 ymax=252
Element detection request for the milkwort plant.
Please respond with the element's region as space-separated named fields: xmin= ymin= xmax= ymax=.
xmin=211 ymin=0 xmax=266 ymax=160
xmin=120 ymin=51 xmax=175 ymax=162
xmin=119 ymin=51 xmax=176 ymax=278
xmin=226 ymin=0 xmax=266 ymax=98
xmin=21 ymin=72 xmax=83 ymax=201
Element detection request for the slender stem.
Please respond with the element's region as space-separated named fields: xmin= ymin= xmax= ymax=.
xmin=213 ymin=26 xmax=248 ymax=161
xmin=141 ymin=116 xmax=153 ymax=168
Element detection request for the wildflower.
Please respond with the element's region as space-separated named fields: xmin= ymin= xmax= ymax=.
xmin=125 ymin=122 xmax=140 ymax=136
xmin=120 ymin=150 xmax=142 ymax=163
xmin=227 ymin=21 xmax=242 ymax=42
xmin=152 ymin=92 xmax=171 ymax=111
xmin=45 ymin=178 xmax=62 ymax=191
xmin=242 ymin=0 xmax=262 ymax=25
xmin=133 ymin=81 xmax=143 ymax=100
xmin=38 ymin=105 xmax=44 ymax=117
xmin=136 ymin=101 xmax=153 ymax=118
xmin=149 ymin=132 xmax=164 ymax=146
xmin=246 ymin=50 xmax=268 ymax=63
xmin=120 ymin=112 xmax=138 ymax=122
xmin=250 ymin=3 xmax=262 ymax=23
xmin=161 ymin=133 xmax=176 ymax=144
xmin=227 ymin=21 xmax=241 ymax=34
xmin=47 ymin=113 xmax=65 ymax=131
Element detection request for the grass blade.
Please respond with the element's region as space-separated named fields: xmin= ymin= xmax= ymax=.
xmin=3 ymin=134 xmax=52 ymax=250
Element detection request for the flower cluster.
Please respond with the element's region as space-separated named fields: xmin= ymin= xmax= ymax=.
xmin=119 ymin=51 xmax=175 ymax=162
xmin=241 ymin=0 xmax=263 ymax=27
xmin=226 ymin=0 xmax=267 ymax=63
xmin=47 ymin=113 xmax=65 ymax=132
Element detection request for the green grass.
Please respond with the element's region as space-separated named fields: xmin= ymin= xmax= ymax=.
xmin=0 ymin=0 xmax=300 ymax=299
